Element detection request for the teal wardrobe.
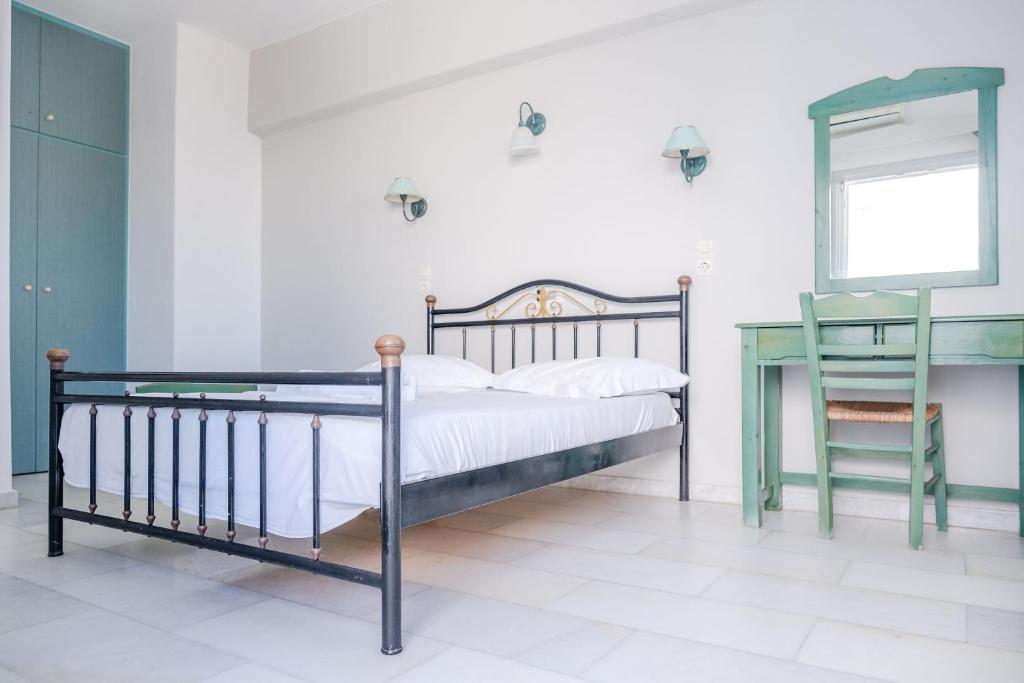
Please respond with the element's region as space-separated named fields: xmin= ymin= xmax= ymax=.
xmin=10 ymin=5 xmax=128 ymax=474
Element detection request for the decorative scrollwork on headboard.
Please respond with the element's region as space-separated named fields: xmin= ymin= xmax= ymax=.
xmin=485 ymin=287 xmax=608 ymax=321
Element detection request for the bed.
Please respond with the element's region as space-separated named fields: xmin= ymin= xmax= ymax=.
xmin=44 ymin=276 xmax=691 ymax=655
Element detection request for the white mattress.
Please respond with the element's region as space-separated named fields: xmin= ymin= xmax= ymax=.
xmin=58 ymin=389 xmax=678 ymax=537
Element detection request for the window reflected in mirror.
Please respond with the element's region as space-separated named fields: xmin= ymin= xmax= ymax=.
xmin=829 ymin=91 xmax=978 ymax=281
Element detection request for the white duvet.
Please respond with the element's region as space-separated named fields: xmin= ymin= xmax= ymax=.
xmin=58 ymin=389 xmax=677 ymax=537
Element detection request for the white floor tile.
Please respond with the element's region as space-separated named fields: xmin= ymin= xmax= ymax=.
xmin=641 ymin=536 xmax=850 ymax=583
xmin=797 ymin=620 xmax=1024 ymax=683
xmin=0 ymin=664 xmax=28 ymax=683
xmin=515 ymin=544 xmax=724 ymax=595
xmin=428 ymin=510 xmax=520 ymax=533
xmin=401 ymin=524 xmax=548 ymax=563
xmin=514 ymin=486 xmax=586 ymax=505
xmin=392 ymin=647 xmax=581 ymax=682
xmin=965 ymin=553 xmax=1024 ymax=581
xmin=215 ymin=563 xmax=428 ymax=618
xmin=402 ymin=551 xmax=586 ymax=607
xmin=563 ymin=490 xmax=702 ymax=518
xmin=583 ymin=630 xmax=878 ymax=683
xmin=0 ymin=609 xmax=243 ymax=683
xmin=25 ymin=520 xmax=137 ymax=549
xmin=176 ymin=598 xmax=446 ymax=683
xmin=491 ymin=518 xmax=660 ymax=554
xmin=104 ymin=537 xmax=258 ymax=578
xmin=481 ymin=498 xmax=618 ymax=524
xmin=549 ymin=580 xmax=814 ymax=658
xmin=863 ymin=519 xmax=1024 ymax=558
xmin=53 ymin=563 xmax=268 ymax=630
xmin=0 ymin=585 xmax=92 ymax=634
xmin=967 ymin=605 xmax=1024 ymax=653
xmin=0 ymin=539 xmax=138 ymax=587
xmin=758 ymin=530 xmax=966 ymax=573
xmin=199 ymin=662 xmax=307 ymax=682
xmin=370 ymin=588 xmax=630 ymax=676
xmin=841 ymin=561 xmax=1024 ymax=612
xmin=0 ymin=500 xmax=47 ymax=530
xmin=760 ymin=509 xmax=873 ymax=539
xmin=703 ymin=569 xmax=967 ymax=640
xmin=603 ymin=512 xmax=772 ymax=546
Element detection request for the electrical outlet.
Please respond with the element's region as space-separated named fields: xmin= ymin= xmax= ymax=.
xmin=418 ymin=266 xmax=432 ymax=293
xmin=696 ymin=258 xmax=713 ymax=275
xmin=697 ymin=240 xmax=714 ymax=257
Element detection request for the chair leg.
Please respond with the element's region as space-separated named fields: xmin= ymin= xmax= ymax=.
xmin=814 ymin=423 xmax=833 ymax=539
xmin=909 ymin=434 xmax=926 ymax=550
xmin=931 ymin=417 xmax=949 ymax=532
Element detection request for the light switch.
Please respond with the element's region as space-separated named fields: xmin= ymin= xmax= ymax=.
xmin=418 ymin=266 xmax=432 ymax=293
xmin=697 ymin=240 xmax=714 ymax=257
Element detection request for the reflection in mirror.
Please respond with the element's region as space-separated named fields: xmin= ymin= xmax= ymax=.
xmin=829 ymin=91 xmax=979 ymax=280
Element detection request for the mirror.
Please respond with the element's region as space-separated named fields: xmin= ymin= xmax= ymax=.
xmin=809 ymin=67 xmax=1003 ymax=293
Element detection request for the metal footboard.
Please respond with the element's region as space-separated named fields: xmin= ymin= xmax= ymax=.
xmin=46 ymin=335 xmax=407 ymax=654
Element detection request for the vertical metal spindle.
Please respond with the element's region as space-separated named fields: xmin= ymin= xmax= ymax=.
xmin=530 ymin=324 xmax=536 ymax=363
xmin=596 ymin=321 xmax=602 ymax=356
xmin=461 ymin=328 xmax=467 ymax=360
xmin=311 ymin=415 xmax=322 ymax=560
xmin=258 ymin=403 xmax=269 ymax=549
xmin=425 ymin=295 xmax=436 ymax=354
xmin=88 ymin=404 xmax=97 ymax=514
xmin=490 ymin=325 xmax=495 ymax=373
xmin=377 ymin=336 xmax=404 ymax=655
xmin=573 ymin=323 xmax=578 ymax=359
xmin=678 ymin=275 xmax=691 ymax=501
xmin=226 ymin=411 xmax=236 ymax=541
xmin=146 ymin=407 xmax=156 ymax=525
xmin=197 ymin=401 xmax=208 ymax=536
xmin=634 ymin=319 xmax=640 ymax=358
xmin=171 ymin=400 xmax=181 ymax=530
xmin=510 ymin=327 xmax=516 ymax=369
xmin=122 ymin=398 xmax=132 ymax=521
xmin=552 ymin=323 xmax=557 ymax=360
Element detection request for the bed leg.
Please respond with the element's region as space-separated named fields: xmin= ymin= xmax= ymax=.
xmin=377 ymin=335 xmax=405 ymax=655
xmin=47 ymin=348 xmax=70 ymax=557
xmin=677 ymin=276 xmax=691 ymax=502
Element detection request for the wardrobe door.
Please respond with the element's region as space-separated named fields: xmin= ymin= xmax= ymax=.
xmin=10 ymin=129 xmax=39 ymax=475
xmin=11 ymin=8 xmax=41 ymax=131
xmin=39 ymin=20 xmax=128 ymax=154
xmin=34 ymin=137 xmax=127 ymax=471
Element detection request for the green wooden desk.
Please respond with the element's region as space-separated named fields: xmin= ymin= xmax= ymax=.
xmin=736 ymin=314 xmax=1024 ymax=535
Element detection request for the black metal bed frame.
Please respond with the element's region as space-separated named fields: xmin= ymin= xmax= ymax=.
xmin=45 ymin=276 xmax=690 ymax=655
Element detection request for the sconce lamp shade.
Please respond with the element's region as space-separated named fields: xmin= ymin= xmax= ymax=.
xmin=509 ymin=124 xmax=541 ymax=155
xmin=384 ymin=177 xmax=422 ymax=203
xmin=662 ymin=126 xmax=709 ymax=158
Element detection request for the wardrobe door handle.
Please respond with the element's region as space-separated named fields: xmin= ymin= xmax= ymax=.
xmin=42 ymin=286 xmax=53 ymax=294
xmin=22 ymin=284 xmax=32 ymax=292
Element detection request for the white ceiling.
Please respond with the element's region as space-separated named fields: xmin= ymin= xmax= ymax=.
xmin=22 ymin=0 xmax=388 ymax=49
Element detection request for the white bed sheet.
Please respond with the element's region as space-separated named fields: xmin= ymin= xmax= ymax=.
xmin=58 ymin=389 xmax=677 ymax=537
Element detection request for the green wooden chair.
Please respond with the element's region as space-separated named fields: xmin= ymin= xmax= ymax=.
xmin=799 ymin=288 xmax=948 ymax=549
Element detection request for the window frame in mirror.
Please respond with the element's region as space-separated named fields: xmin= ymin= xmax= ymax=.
xmin=808 ymin=67 xmax=1004 ymax=293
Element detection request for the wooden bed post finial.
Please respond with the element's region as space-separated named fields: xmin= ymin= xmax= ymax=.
xmin=47 ymin=348 xmax=69 ymax=370
xmin=677 ymin=275 xmax=692 ymax=292
xmin=375 ymin=335 xmax=406 ymax=368
xmin=425 ymin=294 xmax=436 ymax=309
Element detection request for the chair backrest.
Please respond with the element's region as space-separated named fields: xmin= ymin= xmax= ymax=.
xmin=799 ymin=289 xmax=933 ymax=428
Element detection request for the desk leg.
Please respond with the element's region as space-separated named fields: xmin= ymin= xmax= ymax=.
xmin=741 ymin=328 xmax=762 ymax=527
xmin=1019 ymin=366 xmax=1023 ymax=537
xmin=764 ymin=366 xmax=782 ymax=511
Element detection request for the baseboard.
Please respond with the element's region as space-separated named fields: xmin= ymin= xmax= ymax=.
xmin=0 ymin=488 xmax=18 ymax=510
xmin=559 ymin=474 xmax=1019 ymax=533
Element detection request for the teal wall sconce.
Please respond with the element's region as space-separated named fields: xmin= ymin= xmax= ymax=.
xmin=384 ymin=177 xmax=428 ymax=221
xmin=509 ymin=101 xmax=547 ymax=155
xmin=662 ymin=126 xmax=709 ymax=182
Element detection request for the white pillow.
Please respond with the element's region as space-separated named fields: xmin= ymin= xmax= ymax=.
xmin=356 ymin=354 xmax=495 ymax=391
xmin=494 ymin=357 xmax=689 ymax=400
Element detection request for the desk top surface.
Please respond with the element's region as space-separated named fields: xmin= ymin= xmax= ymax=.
xmin=736 ymin=313 xmax=1024 ymax=329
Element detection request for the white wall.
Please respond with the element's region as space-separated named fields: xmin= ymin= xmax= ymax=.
xmin=260 ymin=0 xmax=1024 ymax=528
xmin=174 ymin=25 xmax=261 ymax=370
xmin=0 ymin=0 xmax=15 ymax=508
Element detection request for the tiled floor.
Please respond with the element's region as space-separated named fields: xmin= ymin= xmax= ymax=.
xmin=2 ymin=475 xmax=1023 ymax=682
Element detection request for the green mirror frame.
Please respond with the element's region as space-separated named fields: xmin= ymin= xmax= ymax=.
xmin=808 ymin=67 xmax=1004 ymax=293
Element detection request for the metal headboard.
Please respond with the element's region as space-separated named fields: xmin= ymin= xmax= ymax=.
xmin=424 ymin=275 xmax=692 ymax=500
